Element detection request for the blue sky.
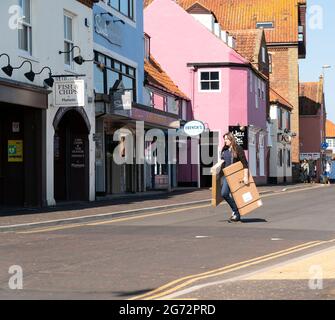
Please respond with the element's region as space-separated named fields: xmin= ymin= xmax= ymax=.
xmin=299 ymin=0 xmax=335 ymax=123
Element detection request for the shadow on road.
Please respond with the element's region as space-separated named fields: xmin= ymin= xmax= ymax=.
xmin=112 ymin=289 xmax=154 ymax=298
xmin=240 ymin=218 xmax=267 ymax=223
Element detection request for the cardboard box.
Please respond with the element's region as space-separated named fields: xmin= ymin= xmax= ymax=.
xmin=223 ymin=161 xmax=263 ymax=216
xmin=211 ymin=160 xmax=224 ymax=207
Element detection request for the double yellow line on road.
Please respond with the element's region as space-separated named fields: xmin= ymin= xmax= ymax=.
xmin=130 ymin=239 xmax=335 ymax=300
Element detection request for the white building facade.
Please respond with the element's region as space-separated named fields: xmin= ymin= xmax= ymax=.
xmin=268 ymin=91 xmax=293 ymax=184
xmin=0 ymin=0 xmax=96 ymax=207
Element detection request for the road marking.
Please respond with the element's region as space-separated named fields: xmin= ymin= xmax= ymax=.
xmin=16 ymin=185 xmax=325 ymax=235
xmin=17 ymin=185 xmax=324 ymax=234
xmin=18 ymin=204 xmax=211 ymax=234
xmin=129 ymin=240 xmax=324 ymax=300
xmin=163 ymin=245 xmax=335 ymax=300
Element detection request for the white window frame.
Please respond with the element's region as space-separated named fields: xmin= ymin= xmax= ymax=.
xmin=261 ymin=46 xmax=266 ymax=63
xmin=256 ymin=22 xmax=274 ymax=29
xmin=255 ymin=75 xmax=259 ymax=109
xmin=144 ymin=34 xmax=150 ymax=60
xmin=199 ymin=70 xmax=221 ymax=92
xmin=18 ymin=0 xmax=32 ymax=55
xmin=249 ymin=72 xmax=253 ymax=93
xmin=268 ymin=53 xmax=273 ymax=73
xmin=64 ymin=12 xmax=74 ymax=69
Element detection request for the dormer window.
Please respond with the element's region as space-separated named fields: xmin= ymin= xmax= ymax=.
xmin=256 ymin=22 xmax=274 ymax=29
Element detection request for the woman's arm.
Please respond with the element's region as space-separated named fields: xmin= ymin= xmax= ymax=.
xmin=237 ymin=146 xmax=249 ymax=184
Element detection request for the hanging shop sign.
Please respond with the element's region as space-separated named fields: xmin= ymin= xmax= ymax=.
xmin=54 ymin=79 xmax=85 ymax=108
xmin=184 ymin=120 xmax=205 ymax=136
xmin=8 ymin=140 xmax=23 ymax=162
xmin=278 ymin=133 xmax=292 ymax=144
xmin=229 ymin=126 xmax=249 ymax=150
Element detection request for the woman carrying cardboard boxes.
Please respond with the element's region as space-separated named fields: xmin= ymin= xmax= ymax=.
xmin=221 ymin=133 xmax=249 ymax=222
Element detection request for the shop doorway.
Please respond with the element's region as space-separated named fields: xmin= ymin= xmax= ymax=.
xmin=105 ymin=133 xmax=134 ymax=194
xmin=0 ymin=106 xmax=24 ymax=206
xmin=54 ymin=109 xmax=90 ymax=202
xmin=200 ymin=131 xmax=219 ymax=187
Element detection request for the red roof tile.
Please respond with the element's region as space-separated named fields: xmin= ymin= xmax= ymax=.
xmin=145 ymin=56 xmax=189 ymax=100
xmin=229 ymin=29 xmax=263 ymax=63
xmin=326 ymin=120 xmax=335 ymax=137
xmin=145 ymin=0 xmax=304 ymax=44
xmin=270 ymin=88 xmax=294 ymax=109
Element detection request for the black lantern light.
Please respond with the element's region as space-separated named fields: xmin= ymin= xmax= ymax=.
xmin=35 ymin=66 xmax=54 ymax=88
xmin=59 ymin=45 xmax=94 ymax=66
xmin=12 ymin=60 xmax=35 ymax=82
xmin=0 ymin=53 xmax=14 ymax=77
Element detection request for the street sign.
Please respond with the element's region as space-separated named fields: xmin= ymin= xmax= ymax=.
xmin=321 ymin=142 xmax=329 ymax=149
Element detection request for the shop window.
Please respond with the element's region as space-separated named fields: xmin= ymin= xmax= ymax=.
xmin=94 ymin=51 xmax=137 ymax=101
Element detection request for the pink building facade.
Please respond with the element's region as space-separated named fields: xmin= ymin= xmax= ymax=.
xmin=144 ymin=0 xmax=268 ymax=185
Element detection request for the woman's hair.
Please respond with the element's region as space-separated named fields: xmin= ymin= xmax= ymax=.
xmin=223 ymin=132 xmax=238 ymax=158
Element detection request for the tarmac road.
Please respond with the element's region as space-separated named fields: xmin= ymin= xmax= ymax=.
xmin=0 ymin=185 xmax=334 ymax=300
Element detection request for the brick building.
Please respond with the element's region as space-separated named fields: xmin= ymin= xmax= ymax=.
xmin=299 ymin=77 xmax=326 ymax=181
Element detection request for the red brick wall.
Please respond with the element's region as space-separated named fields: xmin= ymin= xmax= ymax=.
xmin=269 ymin=46 xmax=300 ymax=164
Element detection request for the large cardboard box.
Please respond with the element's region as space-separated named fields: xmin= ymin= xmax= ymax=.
xmin=211 ymin=160 xmax=224 ymax=207
xmin=223 ymin=161 xmax=263 ymax=215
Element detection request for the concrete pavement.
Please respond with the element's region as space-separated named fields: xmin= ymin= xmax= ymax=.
xmin=0 ymin=183 xmax=325 ymax=233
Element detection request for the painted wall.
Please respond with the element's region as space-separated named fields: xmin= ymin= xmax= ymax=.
xmin=0 ymin=0 xmax=95 ymax=205
xmin=93 ymin=1 xmax=144 ymax=104
xmin=144 ymin=0 xmax=246 ymax=99
xmin=269 ymin=104 xmax=292 ymax=182
xmin=144 ymin=0 xmax=268 ymax=182
xmin=300 ymin=116 xmax=322 ymax=153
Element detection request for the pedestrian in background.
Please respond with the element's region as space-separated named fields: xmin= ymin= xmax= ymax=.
xmin=220 ymin=133 xmax=249 ymax=222
xmin=325 ymin=161 xmax=331 ymax=185
xmin=301 ymin=159 xmax=309 ymax=183
xmin=308 ymin=159 xmax=314 ymax=183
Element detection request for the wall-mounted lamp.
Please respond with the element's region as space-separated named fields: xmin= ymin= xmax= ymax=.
xmin=99 ymin=12 xmax=125 ymax=24
xmin=0 ymin=53 xmax=14 ymax=77
xmin=113 ymin=19 xmax=125 ymax=25
xmin=35 ymin=66 xmax=54 ymax=88
xmin=100 ymin=12 xmax=113 ymax=18
xmin=59 ymin=45 xmax=94 ymax=66
xmin=12 ymin=60 xmax=35 ymax=82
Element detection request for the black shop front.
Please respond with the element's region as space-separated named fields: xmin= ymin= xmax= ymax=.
xmin=0 ymin=78 xmax=47 ymax=208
